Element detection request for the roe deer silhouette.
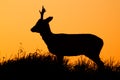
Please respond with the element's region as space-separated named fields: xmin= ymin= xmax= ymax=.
xmin=31 ymin=6 xmax=104 ymax=70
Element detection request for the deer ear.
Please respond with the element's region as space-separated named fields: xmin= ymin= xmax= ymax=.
xmin=45 ymin=17 xmax=53 ymax=23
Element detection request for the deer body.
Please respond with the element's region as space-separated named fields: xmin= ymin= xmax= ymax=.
xmin=31 ymin=6 xmax=104 ymax=69
xmin=43 ymin=34 xmax=103 ymax=56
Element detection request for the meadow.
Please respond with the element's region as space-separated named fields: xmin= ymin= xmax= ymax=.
xmin=0 ymin=49 xmax=119 ymax=80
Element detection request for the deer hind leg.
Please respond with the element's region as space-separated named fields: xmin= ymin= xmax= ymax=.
xmin=88 ymin=55 xmax=104 ymax=71
xmin=90 ymin=43 xmax=104 ymax=70
xmin=90 ymin=56 xmax=104 ymax=70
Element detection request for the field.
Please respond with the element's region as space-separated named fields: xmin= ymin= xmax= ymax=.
xmin=0 ymin=50 xmax=120 ymax=80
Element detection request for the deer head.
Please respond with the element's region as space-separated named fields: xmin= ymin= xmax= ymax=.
xmin=31 ymin=6 xmax=53 ymax=33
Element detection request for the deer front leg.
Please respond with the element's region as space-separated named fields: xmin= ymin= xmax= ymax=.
xmin=56 ymin=55 xmax=64 ymax=71
xmin=56 ymin=55 xmax=63 ymax=65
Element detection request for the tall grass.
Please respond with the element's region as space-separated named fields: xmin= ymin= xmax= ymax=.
xmin=0 ymin=49 xmax=120 ymax=80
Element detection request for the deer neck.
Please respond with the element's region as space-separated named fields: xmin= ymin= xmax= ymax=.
xmin=40 ymin=25 xmax=53 ymax=40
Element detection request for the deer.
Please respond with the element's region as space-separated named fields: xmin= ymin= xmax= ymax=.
xmin=31 ymin=6 xmax=104 ymax=70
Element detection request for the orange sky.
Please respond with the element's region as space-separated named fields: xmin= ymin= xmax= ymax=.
xmin=0 ymin=0 xmax=120 ymax=61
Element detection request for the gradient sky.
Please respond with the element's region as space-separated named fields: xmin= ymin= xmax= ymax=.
xmin=0 ymin=0 xmax=120 ymax=61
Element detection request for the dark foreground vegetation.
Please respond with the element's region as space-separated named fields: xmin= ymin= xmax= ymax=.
xmin=0 ymin=51 xmax=120 ymax=80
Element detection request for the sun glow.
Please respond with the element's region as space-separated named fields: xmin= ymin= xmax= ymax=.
xmin=0 ymin=0 xmax=120 ymax=61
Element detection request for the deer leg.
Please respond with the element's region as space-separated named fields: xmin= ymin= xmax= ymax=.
xmin=89 ymin=55 xmax=104 ymax=71
xmin=56 ymin=55 xmax=63 ymax=65
xmin=56 ymin=55 xmax=64 ymax=70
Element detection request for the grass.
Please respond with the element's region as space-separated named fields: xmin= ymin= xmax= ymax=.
xmin=0 ymin=50 xmax=120 ymax=80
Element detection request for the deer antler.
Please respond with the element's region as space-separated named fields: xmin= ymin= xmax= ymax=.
xmin=39 ymin=6 xmax=46 ymax=20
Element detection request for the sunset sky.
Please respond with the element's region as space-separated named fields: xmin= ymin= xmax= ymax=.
xmin=0 ymin=0 xmax=120 ymax=61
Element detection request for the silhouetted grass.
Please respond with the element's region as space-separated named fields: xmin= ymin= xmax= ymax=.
xmin=0 ymin=51 xmax=120 ymax=80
